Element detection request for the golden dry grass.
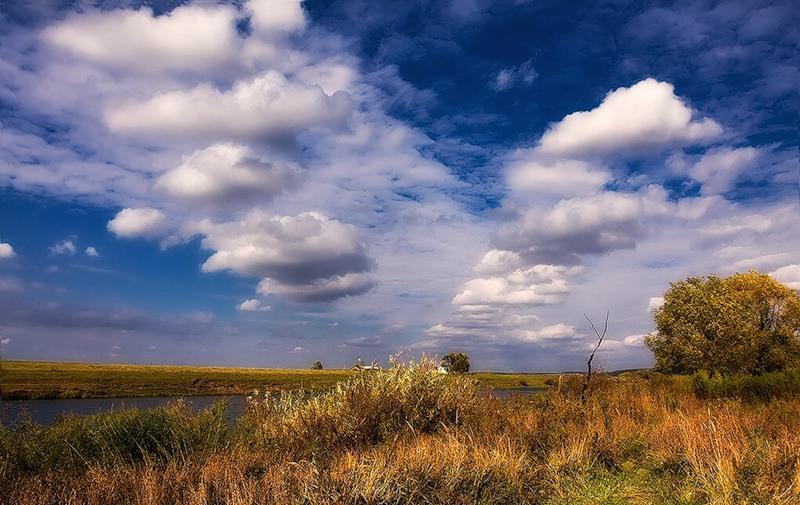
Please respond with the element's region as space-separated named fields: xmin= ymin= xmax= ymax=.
xmin=2 ymin=360 xmax=800 ymax=504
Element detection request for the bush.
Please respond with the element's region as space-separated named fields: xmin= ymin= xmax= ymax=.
xmin=690 ymin=368 xmax=800 ymax=402
xmin=1 ymin=400 xmax=231 ymax=475
xmin=240 ymin=356 xmax=478 ymax=458
xmin=311 ymin=360 xmax=323 ymax=370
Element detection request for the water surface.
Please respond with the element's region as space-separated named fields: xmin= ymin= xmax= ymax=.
xmin=1 ymin=387 xmax=546 ymax=426
xmin=1 ymin=395 xmax=246 ymax=426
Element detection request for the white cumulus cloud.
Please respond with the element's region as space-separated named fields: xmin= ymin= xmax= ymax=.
xmin=452 ymin=265 xmax=582 ymax=306
xmin=537 ymin=78 xmax=722 ymax=157
xmin=85 ymin=246 xmax=100 ymax=257
xmin=473 ymin=250 xmax=524 ymax=276
xmin=194 ymin=211 xmax=375 ymax=302
xmin=41 ymin=4 xmax=241 ymax=74
xmin=105 ymin=70 xmax=353 ymax=147
xmin=107 ymin=208 xmax=169 ymax=239
xmin=156 ymin=143 xmax=300 ymax=204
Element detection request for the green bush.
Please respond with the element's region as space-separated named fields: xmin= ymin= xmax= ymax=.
xmin=1 ymin=400 xmax=231 ymax=475
xmin=691 ymin=370 xmax=712 ymax=399
xmin=239 ymin=356 xmax=478 ymax=458
xmin=690 ymin=368 xmax=800 ymax=402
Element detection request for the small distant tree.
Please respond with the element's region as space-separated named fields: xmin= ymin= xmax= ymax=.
xmin=645 ymin=271 xmax=800 ymax=375
xmin=311 ymin=360 xmax=323 ymax=370
xmin=441 ymin=352 xmax=470 ymax=373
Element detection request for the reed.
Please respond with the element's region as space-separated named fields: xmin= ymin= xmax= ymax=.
xmin=2 ymin=360 xmax=799 ymax=504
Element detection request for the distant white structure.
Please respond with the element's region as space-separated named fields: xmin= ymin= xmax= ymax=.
xmin=437 ymin=365 xmax=448 ymax=374
xmin=351 ymin=358 xmax=382 ymax=371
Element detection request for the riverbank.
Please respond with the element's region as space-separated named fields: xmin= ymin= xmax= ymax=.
xmin=0 ymin=361 xmax=557 ymax=399
xmin=2 ymin=359 xmax=798 ymax=504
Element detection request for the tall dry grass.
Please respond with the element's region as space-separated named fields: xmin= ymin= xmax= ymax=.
xmin=2 ymin=359 xmax=800 ymax=504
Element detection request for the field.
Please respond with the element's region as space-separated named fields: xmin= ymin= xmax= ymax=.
xmin=2 ymin=360 xmax=800 ymax=504
xmin=0 ymin=360 xmax=556 ymax=399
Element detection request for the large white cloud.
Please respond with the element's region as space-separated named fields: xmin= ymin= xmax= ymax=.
xmin=452 ymin=264 xmax=581 ymax=306
xmin=194 ymin=211 xmax=375 ymax=302
xmin=537 ymin=78 xmax=722 ymax=157
xmin=41 ymin=4 xmax=241 ymax=74
xmin=156 ymin=143 xmax=300 ymax=204
xmin=105 ymin=71 xmax=353 ymax=146
xmin=107 ymin=208 xmax=169 ymax=239
xmin=41 ymin=1 xmax=308 ymax=75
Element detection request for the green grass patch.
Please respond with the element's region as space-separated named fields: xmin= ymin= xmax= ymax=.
xmin=0 ymin=361 xmax=558 ymax=399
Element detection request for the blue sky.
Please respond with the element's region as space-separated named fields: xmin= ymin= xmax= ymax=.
xmin=0 ymin=0 xmax=797 ymax=371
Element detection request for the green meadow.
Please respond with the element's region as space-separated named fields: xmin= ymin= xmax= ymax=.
xmin=0 ymin=360 xmax=556 ymax=399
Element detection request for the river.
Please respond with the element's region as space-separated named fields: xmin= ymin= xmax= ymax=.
xmin=0 ymin=387 xmax=547 ymax=426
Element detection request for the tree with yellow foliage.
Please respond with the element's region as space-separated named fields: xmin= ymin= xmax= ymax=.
xmin=646 ymin=271 xmax=800 ymax=375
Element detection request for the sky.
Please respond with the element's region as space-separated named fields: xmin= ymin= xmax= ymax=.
xmin=0 ymin=0 xmax=798 ymax=371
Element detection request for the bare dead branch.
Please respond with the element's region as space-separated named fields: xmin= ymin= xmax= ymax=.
xmin=581 ymin=311 xmax=609 ymax=403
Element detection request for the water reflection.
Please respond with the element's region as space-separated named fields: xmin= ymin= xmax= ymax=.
xmin=1 ymin=387 xmax=547 ymax=426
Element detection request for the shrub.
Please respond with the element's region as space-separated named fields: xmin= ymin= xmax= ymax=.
xmin=690 ymin=368 xmax=800 ymax=402
xmin=240 ymin=356 xmax=478 ymax=458
xmin=311 ymin=360 xmax=323 ymax=370
xmin=0 ymin=400 xmax=231 ymax=475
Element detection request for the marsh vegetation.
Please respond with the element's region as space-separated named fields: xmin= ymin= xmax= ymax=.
xmin=2 ymin=359 xmax=800 ymax=504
